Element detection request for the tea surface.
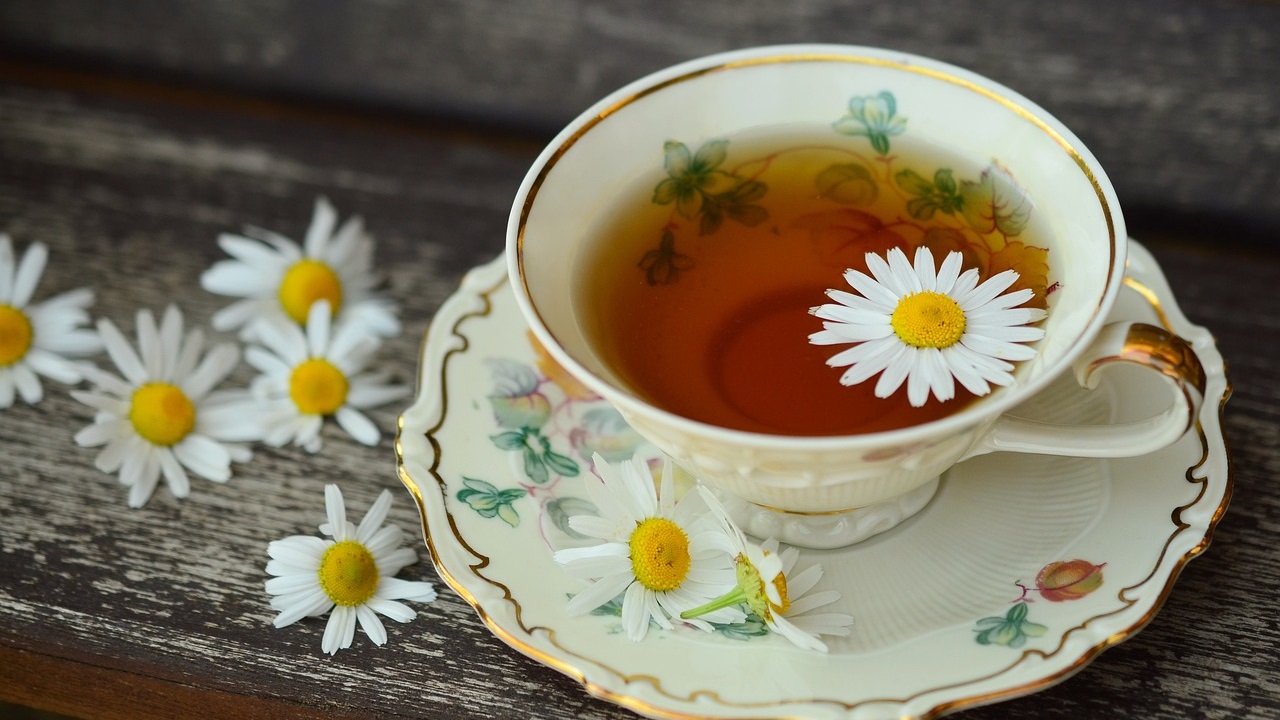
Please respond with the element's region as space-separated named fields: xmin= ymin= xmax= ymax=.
xmin=575 ymin=127 xmax=1051 ymax=436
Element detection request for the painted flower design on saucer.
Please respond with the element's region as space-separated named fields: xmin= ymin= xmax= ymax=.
xmin=684 ymin=488 xmax=853 ymax=652
xmin=0 ymin=235 xmax=102 ymax=408
xmin=265 ymin=484 xmax=437 ymax=655
xmin=245 ymin=299 xmax=409 ymax=453
xmin=552 ymin=453 xmax=744 ymax=641
xmin=810 ymin=246 xmax=1047 ymax=406
xmin=72 ymin=305 xmax=259 ymax=507
xmin=201 ymin=197 xmax=400 ymax=340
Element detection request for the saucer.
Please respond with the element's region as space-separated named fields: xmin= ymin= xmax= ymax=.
xmin=396 ymin=240 xmax=1230 ymax=720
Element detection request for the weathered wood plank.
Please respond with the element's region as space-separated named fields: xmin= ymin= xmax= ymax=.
xmin=0 ymin=75 xmax=1277 ymax=720
xmin=1 ymin=0 xmax=1277 ymax=232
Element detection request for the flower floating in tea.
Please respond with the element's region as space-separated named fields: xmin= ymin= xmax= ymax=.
xmin=244 ymin=299 xmax=409 ymax=453
xmin=682 ymin=488 xmax=853 ymax=652
xmin=552 ymin=453 xmax=744 ymax=641
xmin=810 ymin=246 xmax=1047 ymax=407
xmin=72 ymin=305 xmax=260 ymax=507
xmin=0 ymin=234 xmax=102 ymax=409
xmin=265 ymin=484 xmax=437 ymax=655
xmin=201 ymin=196 xmax=400 ymax=341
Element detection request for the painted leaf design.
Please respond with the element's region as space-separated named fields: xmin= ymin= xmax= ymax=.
xmin=919 ymin=227 xmax=990 ymax=280
xmin=489 ymin=394 xmax=550 ymax=429
xmin=816 ymin=163 xmax=878 ymax=206
xmin=490 ymin=430 xmax=527 ymax=451
xmin=986 ymin=241 xmax=1050 ymax=309
xmin=960 ymin=163 xmax=1033 ymax=236
xmin=496 ymin=503 xmax=521 ymax=528
xmin=487 ymin=358 xmax=539 ymax=398
xmin=793 ymin=209 xmax=907 ymax=267
xmin=457 ymin=477 xmax=526 ymax=526
xmin=546 ymin=496 xmax=598 ymax=539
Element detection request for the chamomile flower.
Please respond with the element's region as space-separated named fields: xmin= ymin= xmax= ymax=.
xmin=0 ymin=235 xmax=102 ymax=408
xmin=201 ymin=197 xmax=399 ymax=340
xmin=553 ymin=453 xmax=743 ymax=642
xmin=810 ymin=246 xmax=1048 ymax=406
xmin=72 ymin=306 xmax=258 ymax=507
xmin=246 ymin=299 xmax=408 ymax=453
xmin=266 ymin=484 xmax=437 ymax=655
xmin=684 ymin=487 xmax=853 ymax=652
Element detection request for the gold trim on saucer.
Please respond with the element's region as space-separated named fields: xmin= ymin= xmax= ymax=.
xmin=751 ymin=500 xmax=866 ymax=516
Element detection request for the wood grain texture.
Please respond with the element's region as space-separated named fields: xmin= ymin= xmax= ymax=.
xmin=0 ymin=0 xmax=1278 ymax=234
xmin=0 ymin=70 xmax=1277 ymax=719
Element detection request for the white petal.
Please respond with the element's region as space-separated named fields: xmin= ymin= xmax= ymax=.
xmin=307 ymin=300 xmax=332 ymax=357
xmin=345 ymin=379 xmax=410 ymax=409
xmin=823 ymin=288 xmax=890 ymax=313
xmin=127 ymin=453 xmax=162 ymax=507
xmin=210 ymin=298 xmax=267 ymax=332
xmin=171 ymin=434 xmax=233 ymax=481
xmin=356 ymin=489 xmax=393 ymax=544
xmin=304 ymin=197 xmax=338 ymax=258
xmin=272 ymin=588 xmax=333 ymax=628
xmin=335 ymin=406 xmax=380 ymax=446
xmin=842 ymin=267 xmax=901 ymax=309
xmin=365 ymin=597 xmax=418 ymax=623
xmin=181 ymin=342 xmax=239 ymax=400
xmin=355 ymin=604 xmax=388 ymax=646
xmin=373 ymin=577 xmax=435 ymax=604
xmin=872 ymin=344 xmax=912 ymax=398
xmin=905 ymin=351 xmax=934 ymax=407
xmin=11 ymin=363 xmax=43 ymax=404
xmin=324 ymin=484 xmax=349 ymax=540
xmin=0 ymin=371 xmax=14 ymax=408
xmin=0 ymin=236 xmax=13 ymax=302
xmin=961 ymin=334 xmax=1039 ymax=361
xmin=914 ymin=246 xmax=938 ymax=292
xmin=97 ymin=318 xmax=147 ymax=385
xmin=135 ymin=308 xmax=164 ymax=379
xmin=811 ymin=303 xmax=886 ymax=326
xmin=885 ymin=246 xmax=923 ymax=295
xmin=11 ymin=241 xmax=48 ymax=307
xmin=934 ymin=250 xmax=964 ymax=294
xmin=92 ymin=437 xmax=131 ymax=473
xmin=265 ymin=573 xmax=321 ymax=596
xmin=74 ymin=417 xmax=128 ymax=447
xmin=158 ymin=449 xmax=191 ymax=499
xmin=564 ymin=572 xmax=633 ymax=617
xmin=622 ymin=581 xmax=652 ymax=642
xmin=955 ymin=269 xmax=1019 ymax=309
xmin=322 ymin=605 xmax=356 ymax=655
xmin=939 ymin=346 xmax=992 ymax=397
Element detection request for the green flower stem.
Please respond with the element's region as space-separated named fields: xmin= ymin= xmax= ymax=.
xmin=681 ymin=587 xmax=746 ymax=619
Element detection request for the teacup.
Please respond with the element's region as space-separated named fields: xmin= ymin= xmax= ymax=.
xmin=506 ymin=44 xmax=1205 ymax=548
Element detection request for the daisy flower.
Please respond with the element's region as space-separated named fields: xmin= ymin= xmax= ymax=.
xmin=0 ymin=235 xmax=102 ymax=408
xmin=246 ymin=299 xmax=408 ymax=453
xmin=553 ymin=453 xmax=744 ymax=641
xmin=683 ymin=487 xmax=853 ymax=652
xmin=266 ymin=484 xmax=437 ymax=655
xmin=201 ymin=197 xmax=399 ymax=340
xmin=810 ymin=246 xmax=1048 ymax=406
xmin=72 ymin=305 xmax=259 ymax=507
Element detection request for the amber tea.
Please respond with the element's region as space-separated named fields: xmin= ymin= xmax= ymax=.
xmin=574 ymin=127 xmax=1053 ymax=436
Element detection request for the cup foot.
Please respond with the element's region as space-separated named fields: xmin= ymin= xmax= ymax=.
xmin=706 ymin=478 xmax=940 ymax=549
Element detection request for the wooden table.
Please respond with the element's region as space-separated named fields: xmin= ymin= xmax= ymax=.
xmin=1 ymin=2 xmax=1277 ymax=718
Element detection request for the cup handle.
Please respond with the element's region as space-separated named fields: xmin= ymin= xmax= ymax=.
xmin=964 ymin=321 xmax=1207 ymax=459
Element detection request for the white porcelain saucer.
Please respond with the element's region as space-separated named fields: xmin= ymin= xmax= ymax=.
xmin=396 ymin=240 xmax=1230 ymax=720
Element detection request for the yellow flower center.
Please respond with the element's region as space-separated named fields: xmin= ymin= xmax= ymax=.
xmin=736 ymin=553 xmax=790 ymax=621
xmin=890 ymin=291 xmax=966 ymax=349
xmin=0 ymin=305 xmax=34 ymax=366
xmin=628 ymin=517 xmax=691 ymax=592
xmin=318 ymin=540 xmax=379 ymax=606
xmin=278 ymin=259 xmax=342 ymax=325
xmin=289 ymin=358 xmax=349 ymax=415
xmin=129 ymin=383 xmax=196 ymax=446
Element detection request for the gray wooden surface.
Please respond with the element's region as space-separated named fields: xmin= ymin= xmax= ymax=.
xmin=0 ymin=2 xmax=1278 ymax=719
xmin=2 ymin=0 xmax=1278 ymax=232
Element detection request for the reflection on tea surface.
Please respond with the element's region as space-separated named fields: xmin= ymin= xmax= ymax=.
xmin=575 ymin=126 xmax=1052 ymax=436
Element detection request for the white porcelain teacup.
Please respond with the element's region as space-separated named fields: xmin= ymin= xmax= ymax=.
xmin=506 ymin=45 xmax=1205 ymax=548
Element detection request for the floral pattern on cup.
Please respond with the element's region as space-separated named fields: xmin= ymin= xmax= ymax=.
xmin=638 ymin=90 xmax=1049 ymax=307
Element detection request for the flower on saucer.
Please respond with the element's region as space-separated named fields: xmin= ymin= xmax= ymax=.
xmin=201 ymin=197 xmax=399 ymax=340
xmin=72 ymin=305 xmax=258 ymax=507
xmin=0 ymin=235 xmax=102 ymax=408
xmin=246 ymin=299 xmax=409 ymax=453
xmin=683 ymin=487 xmax=853 ymax=652
xmin=553 ymin=453 xmax=743 ymax=641
xmin=810 ymin=246 xmax=1047 ymax=406
xmin=266 ymin=484 xmax=437 ymax=655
